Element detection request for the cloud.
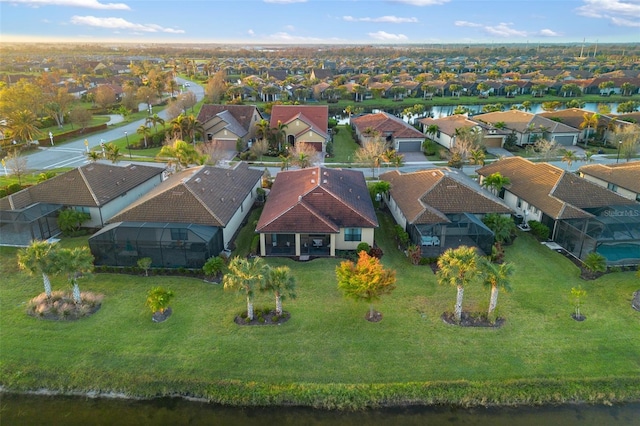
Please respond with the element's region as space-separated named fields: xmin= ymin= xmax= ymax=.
xmin=390 ymin=0 xmax=449 ymax=5
xmin=575 ymin=0 xmax=640 ymax=26
xmin=263 ymin=0 xmax=306 ymax=3
xmin=343 ymin=15 xmax=418 ymax=23
xmin=368 ymin=30 xmax=409 ymax=41
xmin=2 ymin=0 xmax=130 ymax=10
xmin=247 ymin=29 xmax=255 ymax=36
xmin=266 ymin=31 xmax=325 ymax=42
xmin=538 ymin=28 xmax=561 ymax=36
xmin=70 ymin=15 xmax=185 ymax=33
xmin=454 ymin=20 xmax=482 ymax=27
xmin=484 ymin=23 xmax=528 ymax=37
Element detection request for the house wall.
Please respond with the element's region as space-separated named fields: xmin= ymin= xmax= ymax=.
xmin=503 ymin=191 xmax=543 ymax=223
xmin=433 ymin=132 xmax=455 ymax=150
xmin=579 ymin=173 xmax=638 ymax=201
xmin=222 ymin=180 xmax=260 ymax=249
xmin=87 ymin=175 xmax=163 ymax=228
xmin=386 ymin=195 xmax=408 ymax=230
xmin=335 ymin=227 xmax=375 ymax=251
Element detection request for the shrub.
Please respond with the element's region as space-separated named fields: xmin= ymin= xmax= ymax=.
xmin=394 ymin=225 xmax=410 ymax=248
xmin=528 ymin=220 xmax=550 ymax=241
xmin=583 ymin=252 xmax=607 ymax=273
xmin=368 ymin=246 xmax=383 ymax=259
xmin=145 ymin=287 xmax=174 ymax=314
xmin=407 ymin=245 xmax=421 ymax=265
xmin=356 ymin=242 xmax=371 ymax=253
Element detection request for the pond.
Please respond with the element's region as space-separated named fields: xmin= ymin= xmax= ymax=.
xmin=2 ymin=394 xmax=639 ymax=426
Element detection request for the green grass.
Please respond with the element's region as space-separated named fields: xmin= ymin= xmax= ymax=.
xmin=1 ymin=211 xmax=639 ymax=408
xmin=325 ymin=125 xmax=361 ymax=164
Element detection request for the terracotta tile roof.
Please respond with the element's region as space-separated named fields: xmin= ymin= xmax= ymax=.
xmin=269 ymin=105 xmax=328 ymax=136
xmin=473 ymin=110 xmax=579 ymax=134
xmin=108 ymin=163 xmax=262 ymax=226
xmin=538 ymin=108 xmax=614 ymax=129
xmin=418 ymin=115 xmax=478 ymax=136
xmin=256 ymin=166 xmax=378 ymax=233
xmin=477 ymin=157 xmax=634 ymax=220
xmin=196 ymin=104 xmax=260 ymax=134
xmin=380 ymin=168 xmax=511 ymax=224
xmin=578 ymin=161 xmax=640 ymax=193
xmin=351 ymin=112 xmax=425 ymax=139
xmin=1 ymin=163 xmax=163 ymax=210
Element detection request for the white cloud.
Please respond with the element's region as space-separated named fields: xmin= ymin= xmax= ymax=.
xmin=576 ymin=0 xmax=640 ymax=26
xmin=368 ymin=30 xmax=409 ymax=41
xmin=454 ymin=20 xmax=482 ymax=27
xmin=266 ymin=31 xmax=324 ymax=42
xmin=263 ymin=0 xmax=306 ymax=3
xmin=284 ymin=25 xmax=295 ymax=31
xmin=2 ymin=0 xmax=130 ymax=10
xmin=390 ymin=0 xmax=449 ymax=5
xmin=70 ymin=15 xmax=185 ymax=33
xmin=483 ymin=23 xmax=527 ymax=37
xmin=343 ymin=15 xmax=418 ymax=23
xmin=247 ymin=29 xmax=255 ymax=36
xmin=539 ymin=28 xmax=561 ymax=37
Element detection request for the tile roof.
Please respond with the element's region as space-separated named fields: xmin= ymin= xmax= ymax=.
xmin=476 ymin=157 xmax=634 ymax=220
xmin=256 ymin=166 xmax=378 ymax=233
xmin=380 ymin=168 xmax=511 ymax=224
xmin=418 ymin=115 xmax=478 ymax=136
xmin=578 ymin=161 xmax=640 ymax=193
xmin=351 ymin=112 xmax=425 ymax=139
xmin=538 ymin=108 xmax=614 ymax=129
xmin=1 ymin=163 xmax=163 ymax=210
xmin=196 ymin=104 xmax=260 ymax=134
xmin=473 ymin=110 xmax=579 ymax=134
xmin=108 ymin=163 xmax=262 ymax=227
xmin=270 ymin=105 xmax=328 ymax=135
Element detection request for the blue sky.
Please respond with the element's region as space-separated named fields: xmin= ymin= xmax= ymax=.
xmin=0 ymin=0 xmax=638 ymax=44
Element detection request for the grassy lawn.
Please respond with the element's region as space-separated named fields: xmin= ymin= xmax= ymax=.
xmin=1 ymin=209 xmax=638 ymax=407
xmin=325 ymin=125 xmax=360 ymax=164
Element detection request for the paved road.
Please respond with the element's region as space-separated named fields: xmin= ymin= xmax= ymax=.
xmin=8 ymin=78 xmax=204 ymax=174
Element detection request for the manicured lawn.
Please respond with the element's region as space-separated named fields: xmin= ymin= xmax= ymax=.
xmin=325 ymin=125 xmax=360 ymax=164
xmin=1 ymin=211 xmax=638 ymax=406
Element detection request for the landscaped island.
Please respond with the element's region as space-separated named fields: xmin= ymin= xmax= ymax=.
xmin=1 ymin=212 xmax=639 ymax=410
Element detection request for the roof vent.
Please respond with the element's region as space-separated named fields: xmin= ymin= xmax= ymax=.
xmin=204 ymin=170 xmax=210 ymax=175
xmin=311 ymin=179 xmax=315 ymax=184
xmin=323 ymin=171 xmax=328 ymax=176
xmin=323 ymin=179 xmax=328 ymax=184
xmin=220 ymin=197 xmax=224 ymax=202
xmin=312 ymin=170 xmax=316 ymax=175
xmin=195 ymin=177 xmax=201 ymax=183
xmin=298 ymin=195 xmax=302 ymax=201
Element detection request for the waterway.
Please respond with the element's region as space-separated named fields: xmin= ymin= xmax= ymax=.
xmin=2 ymin=394 xmax=639 ymax=425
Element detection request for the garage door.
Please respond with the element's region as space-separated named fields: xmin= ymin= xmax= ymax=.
xmin=554 ymin=135 xmax=575 ymax=146
xmin=483 ymin=136 xmax=502 ymax=148
xmin=397 ymin=140 xmax=422 ymax=152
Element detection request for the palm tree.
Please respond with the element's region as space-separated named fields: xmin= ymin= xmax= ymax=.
xmin=223 ymin=257 xmax=268 ymax=321
xmin=469 ymin=149 xmax=486 ymax=169
xmin=86 ymin=151 xmax=101 ymax=163
xmin=17 ymin=240 xmax=61 ymax=299
xmin=57 ymin=247 xmax=94 ymax=304
xmin=146 ymin=114 xmax=165 ymax=134
xmin=8 ymin=109 xmax=42 ymax=143
xmin=561 ymin=149 xmax=578 ymax=171
xmin=137 ymin=124 xmax=152 ymax=148
xmin=436 ymin=246 xmax=480 ymax=323
xmin=579 ymin=112 xmax=600 ymax=147
xmin=256 ymin=119 xmax=271 ymax=146
xmin=480 ymin=258 xmax=514 ymax=318
xmin=426 ymin=124 xmax=440 ymax=141
xmin=264 ymin=266 xmax=297 ymax=315
xmin=482 ymin=213 xmax=516 ymax=244
xmin=158 ymin=140 xmax=207 ymax=171
xmin=272 ymin=120 xmax=288 ymax=150
xmin=482 ymin=172 xmax=511 ymax=197
xmin=104 ymin=143 xmax=123 ymax=164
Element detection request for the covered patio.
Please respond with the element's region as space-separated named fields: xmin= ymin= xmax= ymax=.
xmin=412 ymin=213 xmax=495 ymax=257
xmin=261 ymin=233 xmax=333 ymax=257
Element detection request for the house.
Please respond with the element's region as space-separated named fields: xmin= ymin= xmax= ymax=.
xmin=269 ymin=105 xmax=329 ymax=153
xmin=578 ymin=161 xmax=640 ymax=202
xmin=256 ymin=166 xmax=378 ymax=258
xmin=477 ymin=157 xmax=639 ymax=265
xmin=351 ymin=112 xmax=426 ymax=152
xmin=380 ymin=168 xmax=512 ymax=256
xmin=310 ymin=68 xmax=333 ymax=81
xmin=0 ymin=163 xmax=164 ymax=247
xmin=473 ymin=110 xmax=579 ymax=147
xmin=419 ymin=115 xmax=507 ymax=149
xmin=89 ymin=163 xmax=263 ymax=268
xmin=196 ymin=104 xmax=263 ymax=151
xmin=538 ymin=108 xmax=626 ymax=145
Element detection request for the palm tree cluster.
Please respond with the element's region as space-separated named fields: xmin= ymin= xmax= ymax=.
xmin=223 ymin=257 xmax=296 ymax=321
xmin=436 ymin=245 xmax=514 ymax=324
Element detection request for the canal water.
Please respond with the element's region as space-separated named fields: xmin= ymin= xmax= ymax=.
xmin=2 ymin=394 xmax=639 ymax=426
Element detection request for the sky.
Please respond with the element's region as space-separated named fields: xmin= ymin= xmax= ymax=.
xmin=0 ymin=0 xmax=638 ymax=45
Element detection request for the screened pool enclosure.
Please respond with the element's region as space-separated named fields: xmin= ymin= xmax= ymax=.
xmin=0 ymin=203 xmax=62 ymax=247
xmin=554 ymin=205 xmax=640 ymax=266
xmin=411 ymin=213 xmax=496 ymax=256
xmin=89 ymin=222 xmax=223 ymax=269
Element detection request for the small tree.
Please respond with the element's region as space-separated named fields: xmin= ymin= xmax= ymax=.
xmin=336 ymin=251 xmax=396 ymax=321
xmin=203 ymin=256 xmax=226 ymax=281
xmin=436 ymin=246 xmax=480 ymax=323
xmin=264 ymin=265 xmax=297 ymax=315
xmin=583 ymin=252 xmax=607 ymax=274
xmin=17 ymin=240 xmax=61 ymax=299
xmin=5 ymin=150 xmax=28 ymax=186
xmin=571 ymin=286 xmax=587 ymax=320
xmin=57 ymin=209 xmax=91 ymax=236
xmin=57 ymin=246 xmax=94 ymax=304
xmin=146 ymin=287 xmax=174 ymax=314
xmin=223 ymin=256 xmax=268 ymax=321
xmin=480 ymin=257 xmax=514 ymax=319
xmin=137 ymin=257 xmax=153 ymax=277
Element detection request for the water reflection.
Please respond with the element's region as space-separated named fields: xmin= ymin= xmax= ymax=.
xmin=2 ymin=394 xmax=639 ymax=426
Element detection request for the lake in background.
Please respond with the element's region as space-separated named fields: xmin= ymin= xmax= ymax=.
xmin=2 ymin=394 xmax=639 ymax=426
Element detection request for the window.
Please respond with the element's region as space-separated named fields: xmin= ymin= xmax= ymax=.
xmin=607 ymin=183 xmax=618 ymax=192
xmin=170 ymin=228 xmax=188 ymax=241
xmin=516 ymin=198 xmax=522 ymax=209
xmin=344 ymin=228 xmax=362 ymax=242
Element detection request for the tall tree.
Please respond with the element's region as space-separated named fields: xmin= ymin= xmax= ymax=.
xmin=579 ymin=112 xmax=600 ymax=147
xmin=145 ymin=113 xmax=165 ymax=134
xmin=355 ymin=136 xmax=387 ymax=178
xmin=7 ymin=109 xmax=42 ymax=143
xmin=264 ymin=266 xmax=297 ymax=315
xmin=436 ymin=246 xmax=480 ymax=323
xmin=336 ymin=251 xmax=397 ymax=320
xmin=158 ymin=140 xmax=207 ymax=171
xmin=561 ymin=149 xmax=578 ymax=171
xmin=137 ymin=124 xmax=152 ymax=148
xmin=223 ymin=257 xmax=268 ymax=321
xmin=482 ymin=172 xmax=511 ymax=197
xmin=480 ymin=258 xmax=514 ymax=318
xmin=17 ymin=240 xmax=61 ymax=298
xmin=57 ymin=246 xmax=94 ymax=304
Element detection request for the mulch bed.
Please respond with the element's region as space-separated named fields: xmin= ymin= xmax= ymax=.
xmin=152 ymin=307 xmax=173 ymax=323
xmin=571 ymin=313 xmax=587 ymax=322
xmin=234 ymin=310 xmax=291 ymax=326
xmin=26 ymin=291 xmax=102 ymax=321
xmin=441 ymin=311 xmax=505 ymax=328
xmin=365 ymin=310 xmax=383 ymax=322
xmin=633 ymin=291 xmax=640 ymax=312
